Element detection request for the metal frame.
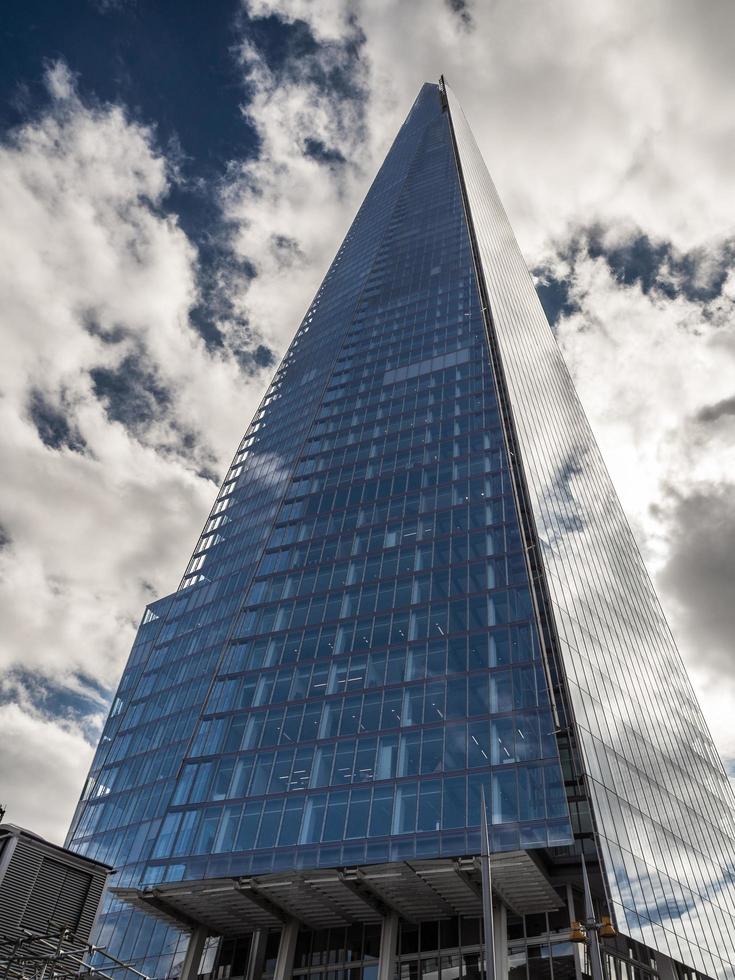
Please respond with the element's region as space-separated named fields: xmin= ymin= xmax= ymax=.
xmin=0 ymin=926 xmax=149 ymax=980
xmin=112 ymin=855 xmax=562 ymax=938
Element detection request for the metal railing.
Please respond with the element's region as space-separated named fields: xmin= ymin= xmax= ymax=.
xmin=0 ymin=926 xmax=150 ymax=980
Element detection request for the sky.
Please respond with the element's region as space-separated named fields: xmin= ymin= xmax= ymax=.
xmin=1 ymin=0 xmax=734 ymax=844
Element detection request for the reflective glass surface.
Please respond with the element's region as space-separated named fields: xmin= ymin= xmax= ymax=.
xmin=66 ymin=84 xmax=570 ymax=976
xmin=445 ymin=83 xmax=735 ymax=980
xmin=66 ymin=77 xmax=735 ymax=980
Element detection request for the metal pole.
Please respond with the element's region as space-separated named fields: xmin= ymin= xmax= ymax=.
xmin=89 ymin=945 xmax=150 ymax=979
xmin=581 ymin=856 xmax=604 ymax=980
xmin=480 ymin=786 xmax=496 ymax=980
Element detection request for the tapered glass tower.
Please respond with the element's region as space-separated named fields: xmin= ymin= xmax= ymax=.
xmin=67 ymin=81 xmax=735 ymax=980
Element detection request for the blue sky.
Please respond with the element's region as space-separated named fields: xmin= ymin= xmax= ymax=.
xmin=1 ymin=0 xmax=735 ymax=841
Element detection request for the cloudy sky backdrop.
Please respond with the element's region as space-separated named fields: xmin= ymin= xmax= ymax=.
xmin=1 ymin=0 xmax=734 ymax=842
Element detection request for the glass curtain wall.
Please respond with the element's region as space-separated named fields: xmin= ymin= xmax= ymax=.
xmin=67 ymin=84 xmax=462 ymax=979
xmin=66 ymin=83 xmax=571 ymax=977
xmin=444 ymin=81 xmax=735 ymax=980
xmin=139 ymin=85 xmax=571 ymax=885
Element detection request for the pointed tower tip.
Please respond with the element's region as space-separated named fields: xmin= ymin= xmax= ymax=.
xmin=437 ymin=76 xmax=448 ymax=110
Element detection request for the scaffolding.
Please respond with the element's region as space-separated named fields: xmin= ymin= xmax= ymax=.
xmin=0 ymin=926 xmax=150 ymax=980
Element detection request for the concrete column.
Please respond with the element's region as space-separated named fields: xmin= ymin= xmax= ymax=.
xmin=377 ymin=913 xmax=399 ymax=980
xmin=245 ymin=929 xmax=268 ymax=980
xmin=492 ymin=902 xmax=508 ymax=980
xmin=179 ymin=925 xmax=208 ymax=980
xmin=273 ymin=919 xmax=299 ymax=980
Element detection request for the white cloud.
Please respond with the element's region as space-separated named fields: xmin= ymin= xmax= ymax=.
xmin=0 ymin=703 xmax=97 ymax=842
xmin=244 ymin=0 xmax=354 ymax=42
xmin=0 ymin=64 xmax=267 ymax=837
xmin=221 ymin=32 xmax=369 ymax=354
xmin=44 ymin=60 xmax=77 ymax=101
xmin=553 ymin=256 xmax=735 ymax=559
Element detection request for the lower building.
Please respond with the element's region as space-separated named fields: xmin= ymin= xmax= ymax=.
xmin=0 ymin=821 xmax=111 ymax=980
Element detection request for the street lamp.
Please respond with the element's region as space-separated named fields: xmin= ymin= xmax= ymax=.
xmin=570 ymin=857 xmax=617 ymax=980
xmin=570 ymin=915 xmax=617 ymax=944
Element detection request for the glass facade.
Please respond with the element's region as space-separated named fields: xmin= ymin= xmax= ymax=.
xmin=67 ymin=84 xmax=572 ymax=977
xmin=444 ymin=82 xmax=735 ymax=980
xmin=64 ymin=80 xmax=735 ymax=980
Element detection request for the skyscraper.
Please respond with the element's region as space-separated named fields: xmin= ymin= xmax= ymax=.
xmin=66 ymin=80 xmax=735 ymax=980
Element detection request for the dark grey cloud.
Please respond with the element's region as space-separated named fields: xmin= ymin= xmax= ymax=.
xmin=90 ymin=352 xmax=171 ymax=433
xmin=28 ymin=389 xmax=88 ymax=453
xmin=534 ymin=225 xmax=735 ymax=326
xmin=657 ymin=482 xmax=735 ymax=678
xmin=534 ymin=272 xmax=580 ymax=328
xmin=546 ymin=456 xmax=586 ymax=535
xmin=89 ymin=352 xmax=227 ymax=476
xmin=240 ymin=10 xmax=370 ymax=160
xmin=184 ymin=241 xmax=273 ymax=364
xmin=303 ymin=136 xmax=346 ymax=166
xmin=0 ymin=668 xmax=104 ymax=739
xmin=592 ymin=231 xmax=735 ymax=302
xmin=252 ymin=343 xmax=276 ymax=368
xmin=165 ymin=161 xmax=273 ymax=360
xmin=283 ymin=25 xmax=367 ymax=109
xmin=696 ymin=395 xmax=735 ymax=425
xmin=82 ymin=314 xmax=129 ymax=344
xmin=270 ymin=233 xmax=305 ymax=267
xmin=445 ymin=0 xmax=473 ymax=29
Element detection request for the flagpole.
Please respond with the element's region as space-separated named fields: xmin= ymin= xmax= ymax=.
xmin=480 ymin=785 xmax=496 ymax=980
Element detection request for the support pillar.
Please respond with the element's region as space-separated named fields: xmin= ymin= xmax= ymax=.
xmin=567 ymin=884 xmax=583 ymax=980
xmin=580 ymin=859 xmax=604 ymax=980
xmin=480 ymin=786 xmax=495 ymax=980
xmin=179 ymin=925 xmax=208 ymax=980
xmin=377 ymin=913 xmax=399 ymax=980
xmin=656 ymin=955 xmax=678 ymax=980
xmin=245 ymin=929 xmax=268 ymax=980
xmin=493 ymin=902 xmax=508 ymax=980
xmin=273 ymin=919 xmax=299 ymax=980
